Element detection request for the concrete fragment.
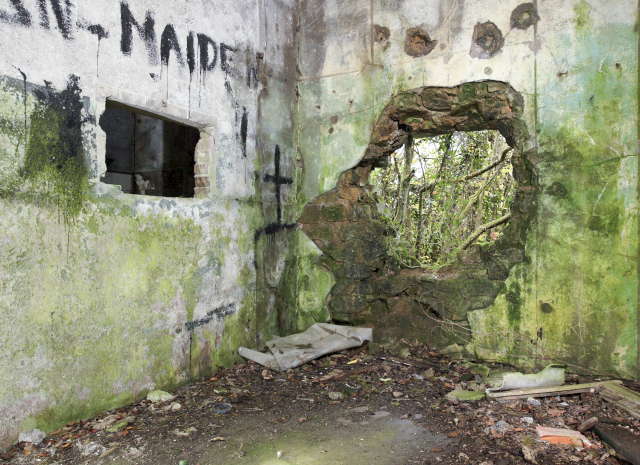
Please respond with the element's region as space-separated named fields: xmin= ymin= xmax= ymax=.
xmin=78 ymin=442 xmax=107 ymax=457
xmin=487 ymin=364 xmax=565 ymax=392
xmin=18 ymin=429 xmax=46 ymax=445
xmin=106 ymin=416 xmax=135 ymax=432
xmin=466 ymin=362 xmax=490 ymax=378
xmin=484 ymin=420 xmax=512 ymax=436
xmin=440 ymin=343 xmax=464 ymax=359
xmin=446 ymin=390 xmax=486 ymax=402
xmin=146 ymin=390 xmax=175 ymax=403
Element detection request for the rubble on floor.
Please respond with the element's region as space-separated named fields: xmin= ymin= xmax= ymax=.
xmin=3 ymin=340 xmax=639 ymax=465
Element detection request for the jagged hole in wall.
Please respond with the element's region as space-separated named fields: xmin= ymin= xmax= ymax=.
xmin=369 ymin=130 xmax=514 ymax=269
xmin=299 ymin=82 xmax=536 ymax=346
xmin=100 ymin=102 xmax=199 ymax=197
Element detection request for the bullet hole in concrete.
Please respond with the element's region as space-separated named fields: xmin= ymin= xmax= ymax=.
xmin=485 ymin=67 xmax=493 ymax=75
xmin=470 ymin=22 xmax=504 ymax=59
xmin=373 ymin=24 xmax=390 ymax=45
xmin=615 ymin=62 xmax=622 ymax=69
xmin=100 ymin=101 xmax=199 ymax=197
xmin=540 ymin=302 xmax=554 ymax=314
xmin=329 ymin=127 xmax=334 ymax=134
xmin=510 ymin=3 xmax=540 ymax=30
xmin=404 ymin=26 xmax=437 ymax=57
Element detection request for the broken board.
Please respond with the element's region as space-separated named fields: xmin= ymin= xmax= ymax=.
xmin=486 ymin=380 xmax=623 ymax=400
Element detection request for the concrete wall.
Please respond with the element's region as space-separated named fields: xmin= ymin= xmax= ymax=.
xmin=295 ymin=0 xmax=638 ymax=379
xmin=0 ymin=0 xmax=636 ymax=449
xmin=0 ymin=0 xmax=297 ymax=447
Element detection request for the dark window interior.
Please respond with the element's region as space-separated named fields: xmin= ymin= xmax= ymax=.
xmin=99 ymin=102 xmax=199 ymax=197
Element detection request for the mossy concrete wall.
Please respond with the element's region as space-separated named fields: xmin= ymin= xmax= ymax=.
xmin=0 ymin=0 xmax=298 ymax=448
xmin=295 ymin=0 xmax=638 ymax=379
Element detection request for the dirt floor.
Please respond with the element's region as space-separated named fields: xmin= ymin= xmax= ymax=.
xmin=3 ymin=342 xmax=639 ymax=465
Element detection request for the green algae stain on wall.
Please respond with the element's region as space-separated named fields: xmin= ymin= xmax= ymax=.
xmin=574 ymin=1 xmax=592 ymax=31
xmin=469 ymin=20 xmax=638 ymax=378
xmin=20 ymin=76 xmax=89 ymax=224
xmin=0 ymin=196 xmax=211 ymax=443
xmin=294 ymin=230 xmax=333 ymax=331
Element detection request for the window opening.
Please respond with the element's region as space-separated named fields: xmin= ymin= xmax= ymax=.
xmin=99 ymin=102 xmax=199 ymax=197
xmin=370 ymin=130 xmax=514 ymax=268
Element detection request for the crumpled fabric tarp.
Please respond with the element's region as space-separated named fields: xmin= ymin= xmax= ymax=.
xmin=238 ymin=323 xmax=373 ymax=372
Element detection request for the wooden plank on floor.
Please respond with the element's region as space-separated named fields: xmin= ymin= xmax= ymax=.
xmin=486 ymin=380 xmax=622 ymax=400
xmin=600 ymin=381 xmax=640 ymax=420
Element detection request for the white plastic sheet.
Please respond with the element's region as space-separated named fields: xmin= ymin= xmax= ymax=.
xmin=238 ymin=323 xmax=373 ymax=372
xmin=486 ymin=364 xmax=566 ymax=392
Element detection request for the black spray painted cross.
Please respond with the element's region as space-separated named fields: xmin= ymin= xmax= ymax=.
xmin=254 ymin=145 xmax=295 ymax=243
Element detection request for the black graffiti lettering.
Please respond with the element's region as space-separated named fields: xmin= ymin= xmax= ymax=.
xmin=220 ymin=43 xmax=236 ymax=76
xmin=160 ymin=24 xmax=183 ymax=66
xmin=185 ymin=303 xmax=236 ymax=331
xmin=36 ymin=0 xmax=48 ymax=28
xmin=254 ymin=145 xmax=295 ymax=243
xmin=0 ymin=0 xmax=31 ymax=26
xmin=240 ymin=107 xmax=248 ymax=158
xmin=264 ymin=145 xmax=293 ymax=223
xmin=197 ymin=33 xmax=217 ymax=72
xmin=254 ymin=223 xmax=296 ymax=243
xmin=120 ymin=2 xmax=157 ymax=65
xmin=186 ymin=31 xmax=195 ymax=75
xmin=37 ymin=0 xmax=72 ymax=39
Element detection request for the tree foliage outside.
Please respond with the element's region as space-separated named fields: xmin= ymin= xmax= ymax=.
xmin=369 ymin=130 xmax=514 ymax=269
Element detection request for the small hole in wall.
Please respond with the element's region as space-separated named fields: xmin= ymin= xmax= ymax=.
xmin=539 ymin=301 xmax=554 ymax=313
xmin=99 ymin=101 xmax=200 ymax=197
xmin=429 ymin=309 xmax=442 ymax=320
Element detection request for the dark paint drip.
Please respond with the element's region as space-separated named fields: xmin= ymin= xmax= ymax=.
xmin=86 ymin=25 xmax=109 ymax=78
xmin=187 ymin=32 xmax=195 ymax=117
xmin=87 ymin=24 xmax=108 ymax=40
xmin=120 ymin=1 xmax=157 ymax=65
xmin=197 ymin=34 xmax=217 ymax=107
xmin=240 ymin=107 xmax=248 ymax=158
xmin=0 ymin=0 xmax=32 ymax=26
xmin=12 ymin=67 xmax=27 ymax=132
